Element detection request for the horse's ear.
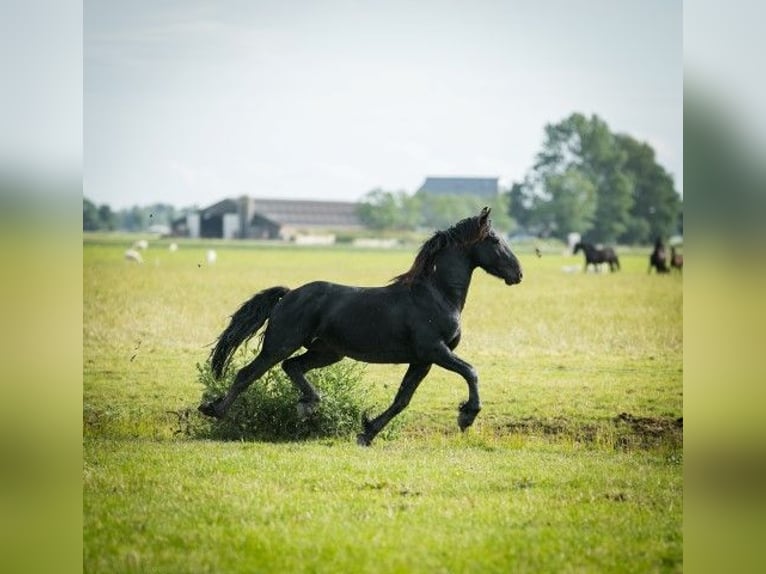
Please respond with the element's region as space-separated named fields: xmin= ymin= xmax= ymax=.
xmin=479 ymin=207 xmax=491 ymax=226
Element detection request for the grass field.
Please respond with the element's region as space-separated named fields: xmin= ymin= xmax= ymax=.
xmin=83 ymin=235 xmax=682 ymax=573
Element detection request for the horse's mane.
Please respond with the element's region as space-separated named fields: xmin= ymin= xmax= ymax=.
xmin=392 ymin=213 xmax=490 ymax=285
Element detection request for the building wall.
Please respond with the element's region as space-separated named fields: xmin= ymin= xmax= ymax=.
xmin=223 ymin=213 xmax=240 ymax=239
xmin=249 ymin=215 xmax=281 ymax=239
xmin=187 ymin=214 xmax=200 ymax=238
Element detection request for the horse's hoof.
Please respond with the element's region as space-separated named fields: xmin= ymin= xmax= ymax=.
xmin=457 ymin=404 xmax=480 ymax=431
xmin=357 ymin=433 xmax=372 ymax=447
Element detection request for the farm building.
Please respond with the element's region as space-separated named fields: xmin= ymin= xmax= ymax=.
xmin=416 ymin=176 xmax=499 ymax=198
xmin=171 ymin=196 xmax=363 ymax=240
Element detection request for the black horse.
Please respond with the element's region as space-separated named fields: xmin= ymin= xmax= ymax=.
xmin=199 ymin=208 xmax=523 ymax=445
xmin=573 ymin=241 xmax=620 ymax=272
xmin=648 ymin=238 xmax=670 ymax=274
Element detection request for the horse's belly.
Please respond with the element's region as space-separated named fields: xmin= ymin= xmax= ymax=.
xmin=317 ymin=314 xmax=417 ymax=363
xmin=321 ymin=327 xmax=415 ymax=364
xmin=344 ymin=349 xmax=414 ymax=364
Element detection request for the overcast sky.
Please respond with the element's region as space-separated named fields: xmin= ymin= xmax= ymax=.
xmin=84 ymin=0 xmax=681 ymax=209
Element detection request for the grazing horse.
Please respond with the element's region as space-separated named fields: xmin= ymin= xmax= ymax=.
xmin=648 ymin=238 xmax=670 ymax=274
xmin=573 ymin=241 xmax=620 ymax=272
xmin=199 ymin=208 xmax=523 ymax=445
xmin=670 ymin=246 xmax=683 ymax=272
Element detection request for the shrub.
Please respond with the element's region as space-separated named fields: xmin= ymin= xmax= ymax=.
xmin=193 ymin=347 xmax=379 ymax=441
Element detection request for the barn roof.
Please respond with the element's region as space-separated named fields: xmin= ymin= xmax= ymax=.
xmin=417 ymin=177 xmax=499 ymax=198
xmin=200 ymin=198 xmax=238 ymax=217
xmin=249 ymin=198 xmax=361 ymax=228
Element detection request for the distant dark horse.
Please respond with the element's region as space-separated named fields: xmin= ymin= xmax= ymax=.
xmin=573 ymin=241 xmax=620 ymax=272
xmin=648 ymin=238 xmax=670 ymax=274
xmin=199 ymin=208 xmax=523 ymax=445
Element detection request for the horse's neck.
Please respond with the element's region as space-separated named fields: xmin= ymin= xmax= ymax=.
xmin=430 ymin=248 xmax=474 ymax=310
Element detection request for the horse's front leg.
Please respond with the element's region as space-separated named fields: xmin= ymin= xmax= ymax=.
xmin=357 ymin=363 xmax=432 ymax=446
xmin=430 ymin=343 xmax=482 ymax=431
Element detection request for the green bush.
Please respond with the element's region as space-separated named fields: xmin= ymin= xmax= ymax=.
xmin=194 ymin=347 xmax=379 ymax=441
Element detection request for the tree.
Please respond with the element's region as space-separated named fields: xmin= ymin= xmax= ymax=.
xmin=508 ymin=112 xmax=680 ymax=243
xmin=84 ymin=199 xmax=198 ymax=232
xmin=589 ymin=169 xmax=633 ymax=243
xmin=357 ymin=189 xmax=420 ymax=230
xmin=508 ymin=182 xmax=532 ymax=230
xmin=419 ymin=193 xmax=484 ymax=230
xmin=83 ymin=197 xmax=117 ymax=231
xmin=540 ymin=168 xmax=597 ymax=236
xmin=98 ymin=204 xmax=116 ymax=231
xmin=83 ymin=198 xmax=100 ymax=231
xmin=616 ymin=134 xmax=681 ymax=243
xmin=357 ymin=189 xmax=515 ymax=234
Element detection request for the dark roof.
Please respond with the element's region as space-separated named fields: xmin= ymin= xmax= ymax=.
xmin=194 ymin=197 xmax=362 ymax=228
xmin=417 ymin=177 xmax=499 ymax=198
xmin=251 ymin=199 xmax=360 ymax=227
xmin=200 ymin=198 xmax=238 ymax=218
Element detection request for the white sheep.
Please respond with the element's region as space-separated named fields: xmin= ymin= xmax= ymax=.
xmin=124 ymin=249 xmax=143 ymax=263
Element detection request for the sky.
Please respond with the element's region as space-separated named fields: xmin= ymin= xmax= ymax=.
xmin=84 ymin=0 xmax=682 ymax=210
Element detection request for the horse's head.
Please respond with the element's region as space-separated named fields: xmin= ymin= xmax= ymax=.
xmin=470 ymin=208 xmax=523 ymax=285
xmin=573 ymin=242 xmax=583 ymax=254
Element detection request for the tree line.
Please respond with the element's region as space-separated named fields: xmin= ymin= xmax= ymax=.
xmin=356 ymin=189 xmax=515 ymax=234
xmin=83 ymin=198 xmax=196 ymax=232
xmin=359 ymin=112 xmax=682 ymax=244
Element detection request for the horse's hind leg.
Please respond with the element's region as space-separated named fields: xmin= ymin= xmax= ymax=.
xmin=199 ymin=297 xmax=315 ymax=420
xmin=357 ymin=363 xmax=432 ymax=446
xmin=282 ymin=343 xmax=343 ymax=418
xmin=199 ymin=347 xmax=294 ymax=418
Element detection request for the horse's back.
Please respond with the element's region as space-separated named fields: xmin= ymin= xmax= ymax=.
xmin=279 ymin=280 xmax=400 ymax=312
xmin=271 ymin=280 xmax=360 ymax=323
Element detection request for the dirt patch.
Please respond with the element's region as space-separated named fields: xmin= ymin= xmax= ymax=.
xmin=503 ymin=417 xmax=599 ymax=443
xmin=497 ymin=412 xmax=682 ymax=450
xmin=613 ymin=412 xmax=682 ymax=434
xmin=612 ymin=412 xmax=683 ymax=449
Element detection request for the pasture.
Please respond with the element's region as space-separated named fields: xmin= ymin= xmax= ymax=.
xmin=83 ymin=236 xmax=682 ymax=573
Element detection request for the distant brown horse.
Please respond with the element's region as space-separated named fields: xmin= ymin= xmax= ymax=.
xmin=670 ymin=246 xmax=683 ymax=272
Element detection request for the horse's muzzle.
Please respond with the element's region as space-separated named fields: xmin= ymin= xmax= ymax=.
xmin=505 ymin=273 xmax=522 ymax=285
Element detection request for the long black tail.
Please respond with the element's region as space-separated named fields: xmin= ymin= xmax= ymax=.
xmin=210 ymin=286 xmax=290 ymax=378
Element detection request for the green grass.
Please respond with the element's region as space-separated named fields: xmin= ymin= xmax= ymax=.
xmin=84 ymin=236 xmax=682 ymax=573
